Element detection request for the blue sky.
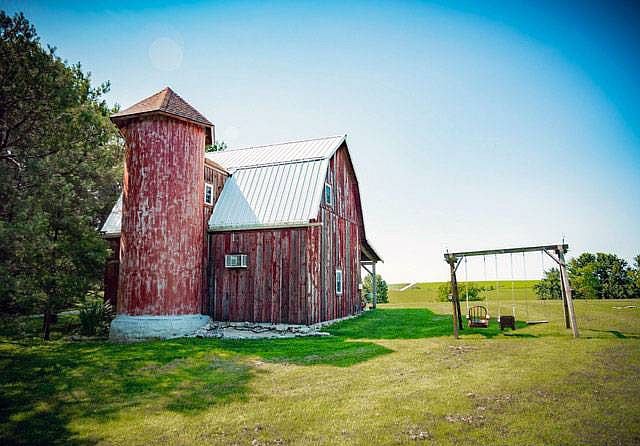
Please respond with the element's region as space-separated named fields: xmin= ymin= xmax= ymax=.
xmin=5 ymin=0 xmax=639 ymax=282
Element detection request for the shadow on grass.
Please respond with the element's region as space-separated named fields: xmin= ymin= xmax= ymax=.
xmin=324 ymin=308 xmax=535 ymax=340
xmin=585 ymin=329 xmax=640 ymax=340
xmin=0 ymin=335 xmax=391 ymax=445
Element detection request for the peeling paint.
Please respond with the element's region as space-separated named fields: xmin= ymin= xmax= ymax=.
xmin=117 ymin=116 xmax=206 ymax=316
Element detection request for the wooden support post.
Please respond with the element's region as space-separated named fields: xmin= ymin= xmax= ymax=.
xmin=456 ymin=286 xmax=463 ymax=329
xmin=448 ymin=256 xmax=460 ymax=339
xmin=558 ymin=267 xmax=570 ymax=329
xmin=557 ymin=248 xmax=579 ymax=338
xmin=372 ymin=261 xmax=377 ymax=309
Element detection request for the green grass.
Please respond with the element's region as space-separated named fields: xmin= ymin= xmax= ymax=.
xmin=1 ymin=286 xmax=640 ymax=445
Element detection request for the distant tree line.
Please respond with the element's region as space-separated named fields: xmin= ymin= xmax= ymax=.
xmin=535 ymin=253 xmax=640 ymax=300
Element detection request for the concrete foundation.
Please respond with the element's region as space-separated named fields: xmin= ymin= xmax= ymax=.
xmin=109 ymin=314 xmax=211 ymax=342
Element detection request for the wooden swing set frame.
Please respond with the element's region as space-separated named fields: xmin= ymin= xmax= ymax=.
xmin=444 ymin=243 xmax=579 ymax=339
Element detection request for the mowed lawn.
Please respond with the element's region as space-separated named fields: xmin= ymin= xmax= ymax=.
xmin=1 ymin=282 xmax=639 ymax=445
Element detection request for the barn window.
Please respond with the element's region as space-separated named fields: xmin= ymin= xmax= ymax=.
xmin=225 ymin=254 xmax=247 ymax=268
xmin=324 ymin=183 xmax=333 ymax=206
xmin=204 ymin=183 xmax=214 ymax=205
xmin=336 ymin=269 xmax=343 ymax=295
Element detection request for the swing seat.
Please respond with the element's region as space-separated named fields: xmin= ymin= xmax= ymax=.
xmin=499 ymin=315 xmax=516 ymax=331
xmin=468 ymin=305 xmax=489 ymax=328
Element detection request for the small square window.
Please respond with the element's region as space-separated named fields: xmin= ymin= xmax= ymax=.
xmin=225 ymin=254 xmax=247 ymax=268
xmin=324 ymin=183 xmax=333 ymax=206
xmin=336 ymin=269 xmax=343 ymax=295
xmin=204 ymin=183 xmax=214 ymax=205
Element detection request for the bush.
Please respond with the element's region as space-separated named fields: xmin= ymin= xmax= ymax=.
xmin=438 ymin=282 xmax=485 ymax=302
xmin=77 ymin=298 xmax=113 ymax=336
xmin=534 ymin=268 xmax=562 ymax=300
xmin=363 ymin=274 xmax=389 ymax=303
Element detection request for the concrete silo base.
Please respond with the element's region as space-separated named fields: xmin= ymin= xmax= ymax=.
xmin=109 ymin=314 xmax=212 ymax=342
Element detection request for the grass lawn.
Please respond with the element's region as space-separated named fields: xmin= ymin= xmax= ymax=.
xmin=1 ymin=282 xmax=639 ymax=445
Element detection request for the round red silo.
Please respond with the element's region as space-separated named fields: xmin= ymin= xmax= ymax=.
xmin=108 ymin=88 xmax=213 ymax=341
xmin=118 ymin=116 xmax=204 ymax=315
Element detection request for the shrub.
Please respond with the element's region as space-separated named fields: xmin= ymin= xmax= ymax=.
xmin=438 ymin=282 xmax=485 ymax=302
xmin=363 ymin=274 xmax=389 ymax=303
xmin=534 ymin=268 xmax=562 ymax=300
xmin=77 ymin=298 xmax=113 ymax=336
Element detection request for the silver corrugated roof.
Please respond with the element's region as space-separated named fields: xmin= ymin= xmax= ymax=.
xmin=209 ymin=159 xmax=328 ymax=230
xmin=101 ymin=193 xmax=122 ymax=236
xmin=205 ymin=135 xmax=345 ymax=170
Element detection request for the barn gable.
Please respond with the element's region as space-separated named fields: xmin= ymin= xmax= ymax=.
xmin=206 ymin=135 xmax=345 ymax=231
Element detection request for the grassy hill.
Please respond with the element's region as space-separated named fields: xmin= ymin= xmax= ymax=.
xmin=389 ymin=280 xmax=540 ymax=305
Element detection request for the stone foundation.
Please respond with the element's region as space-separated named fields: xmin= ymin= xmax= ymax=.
xmin=191 ymin=312 xmax=363 ymax=340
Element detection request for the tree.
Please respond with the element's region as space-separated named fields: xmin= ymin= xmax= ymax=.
xmin=438 ymin=282 xmax=486 ymax=302
xmin=568 ymin=253 xmax=599 ymax=299
xmin=534 ymin=268 xmax=562 ymax=300
xmin=593 ymin=253 xmax=632 ymax=299
xmin=205 ymin=140 xmax=227 ymax=152
xmin=0 ymin=11 xmax=123 ymax=338
xmin=363 ymin=274 xmax=388 ymax=303
xmin=630 ymin=255 xmax=640 ymax=298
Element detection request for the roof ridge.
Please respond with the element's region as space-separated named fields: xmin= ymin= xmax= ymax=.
xmin=160 ymin=87 xmax=172 ymax=109
xmin=226 ymin=134 xmax=345 ymax=153
xmin=230 ymin=157 xmax=326 ymax=171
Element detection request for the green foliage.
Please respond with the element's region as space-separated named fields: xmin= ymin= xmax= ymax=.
xmin=569 ymin=253 xmax=600 ymax=299
xmin=77 ymin=298 xmax=114 ymax=336
xmin=569 ymin=252 xmax=635 ymax=299
xmin=0 ymin=11 xmax=123 ymax=338
xmin=535 ymin=253 xmax=639 ymax=300
xmin=437 ymin=282 xmax=486 ymax=302
xmin=631 ymin=255 xmax=640 ymax=298
xmin=205 ymin=140 xmax=228 ymax=152
xmin=363 ymin=273 xmax=389 ymax=303
xmin=534 ymin=268 xmax=562 ymax=300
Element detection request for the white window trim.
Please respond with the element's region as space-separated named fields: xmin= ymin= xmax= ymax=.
xmin=204 ymin=183 xmax=214 ymax=205
xmin=324 ymin=182 xmax=333 ymax=206
xmin=225 ymin=254 xmax=247 ymax=268
xmin=336 ymin=269 xmax=343 ymax=295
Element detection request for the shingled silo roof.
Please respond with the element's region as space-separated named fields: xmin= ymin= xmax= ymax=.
xmin=111 ymin=87 xmax=213 ymax=127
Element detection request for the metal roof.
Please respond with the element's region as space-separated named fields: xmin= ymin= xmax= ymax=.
xmin=207 ymin=135 xmax=346 ymax=231
xmin=101 ymin=193 xmax=122 ymax=237
xmin=209 ymin=159 xmax=328 ymax=231
xmin=205 ymin=135 xmax=345 ymax=171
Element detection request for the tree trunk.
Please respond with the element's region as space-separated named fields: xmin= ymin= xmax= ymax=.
xmin=42 ymin=307 xmax=52 ymax=340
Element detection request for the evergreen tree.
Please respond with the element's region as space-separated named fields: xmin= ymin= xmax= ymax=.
xmin=0 ymin=11 xmax=123 ymax=338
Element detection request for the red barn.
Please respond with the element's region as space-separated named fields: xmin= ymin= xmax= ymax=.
xmin=102 ymin=88 xmax=381 ymax=341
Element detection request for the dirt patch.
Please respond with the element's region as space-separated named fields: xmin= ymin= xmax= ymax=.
xmin=397 ymin=425 xmax=432 ymax=442
xmin=444 ymin=413 xmax=485 ymax=425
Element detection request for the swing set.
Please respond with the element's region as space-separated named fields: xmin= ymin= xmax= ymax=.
xmin=443 ymin=243 xmax=579 ymax=339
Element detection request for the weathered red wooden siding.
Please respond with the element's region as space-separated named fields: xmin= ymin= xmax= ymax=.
xmin=117 ymin=116 xmax=205 ymax=315
xmin=307 ymin=144 xmax=363 ymax=324
xmin=103 ymin=237 xmax=120 ymax=309
xmin=209 ymin=227 xmax=309 ymax=324
xmin=202 ymin=163 xmax=228 ymax=313
xmin=207 ymin=144 xmax=365 ymax=325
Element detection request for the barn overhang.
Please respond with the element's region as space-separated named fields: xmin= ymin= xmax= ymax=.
xmin=361 ymin=238 xmax=382 ymax=263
